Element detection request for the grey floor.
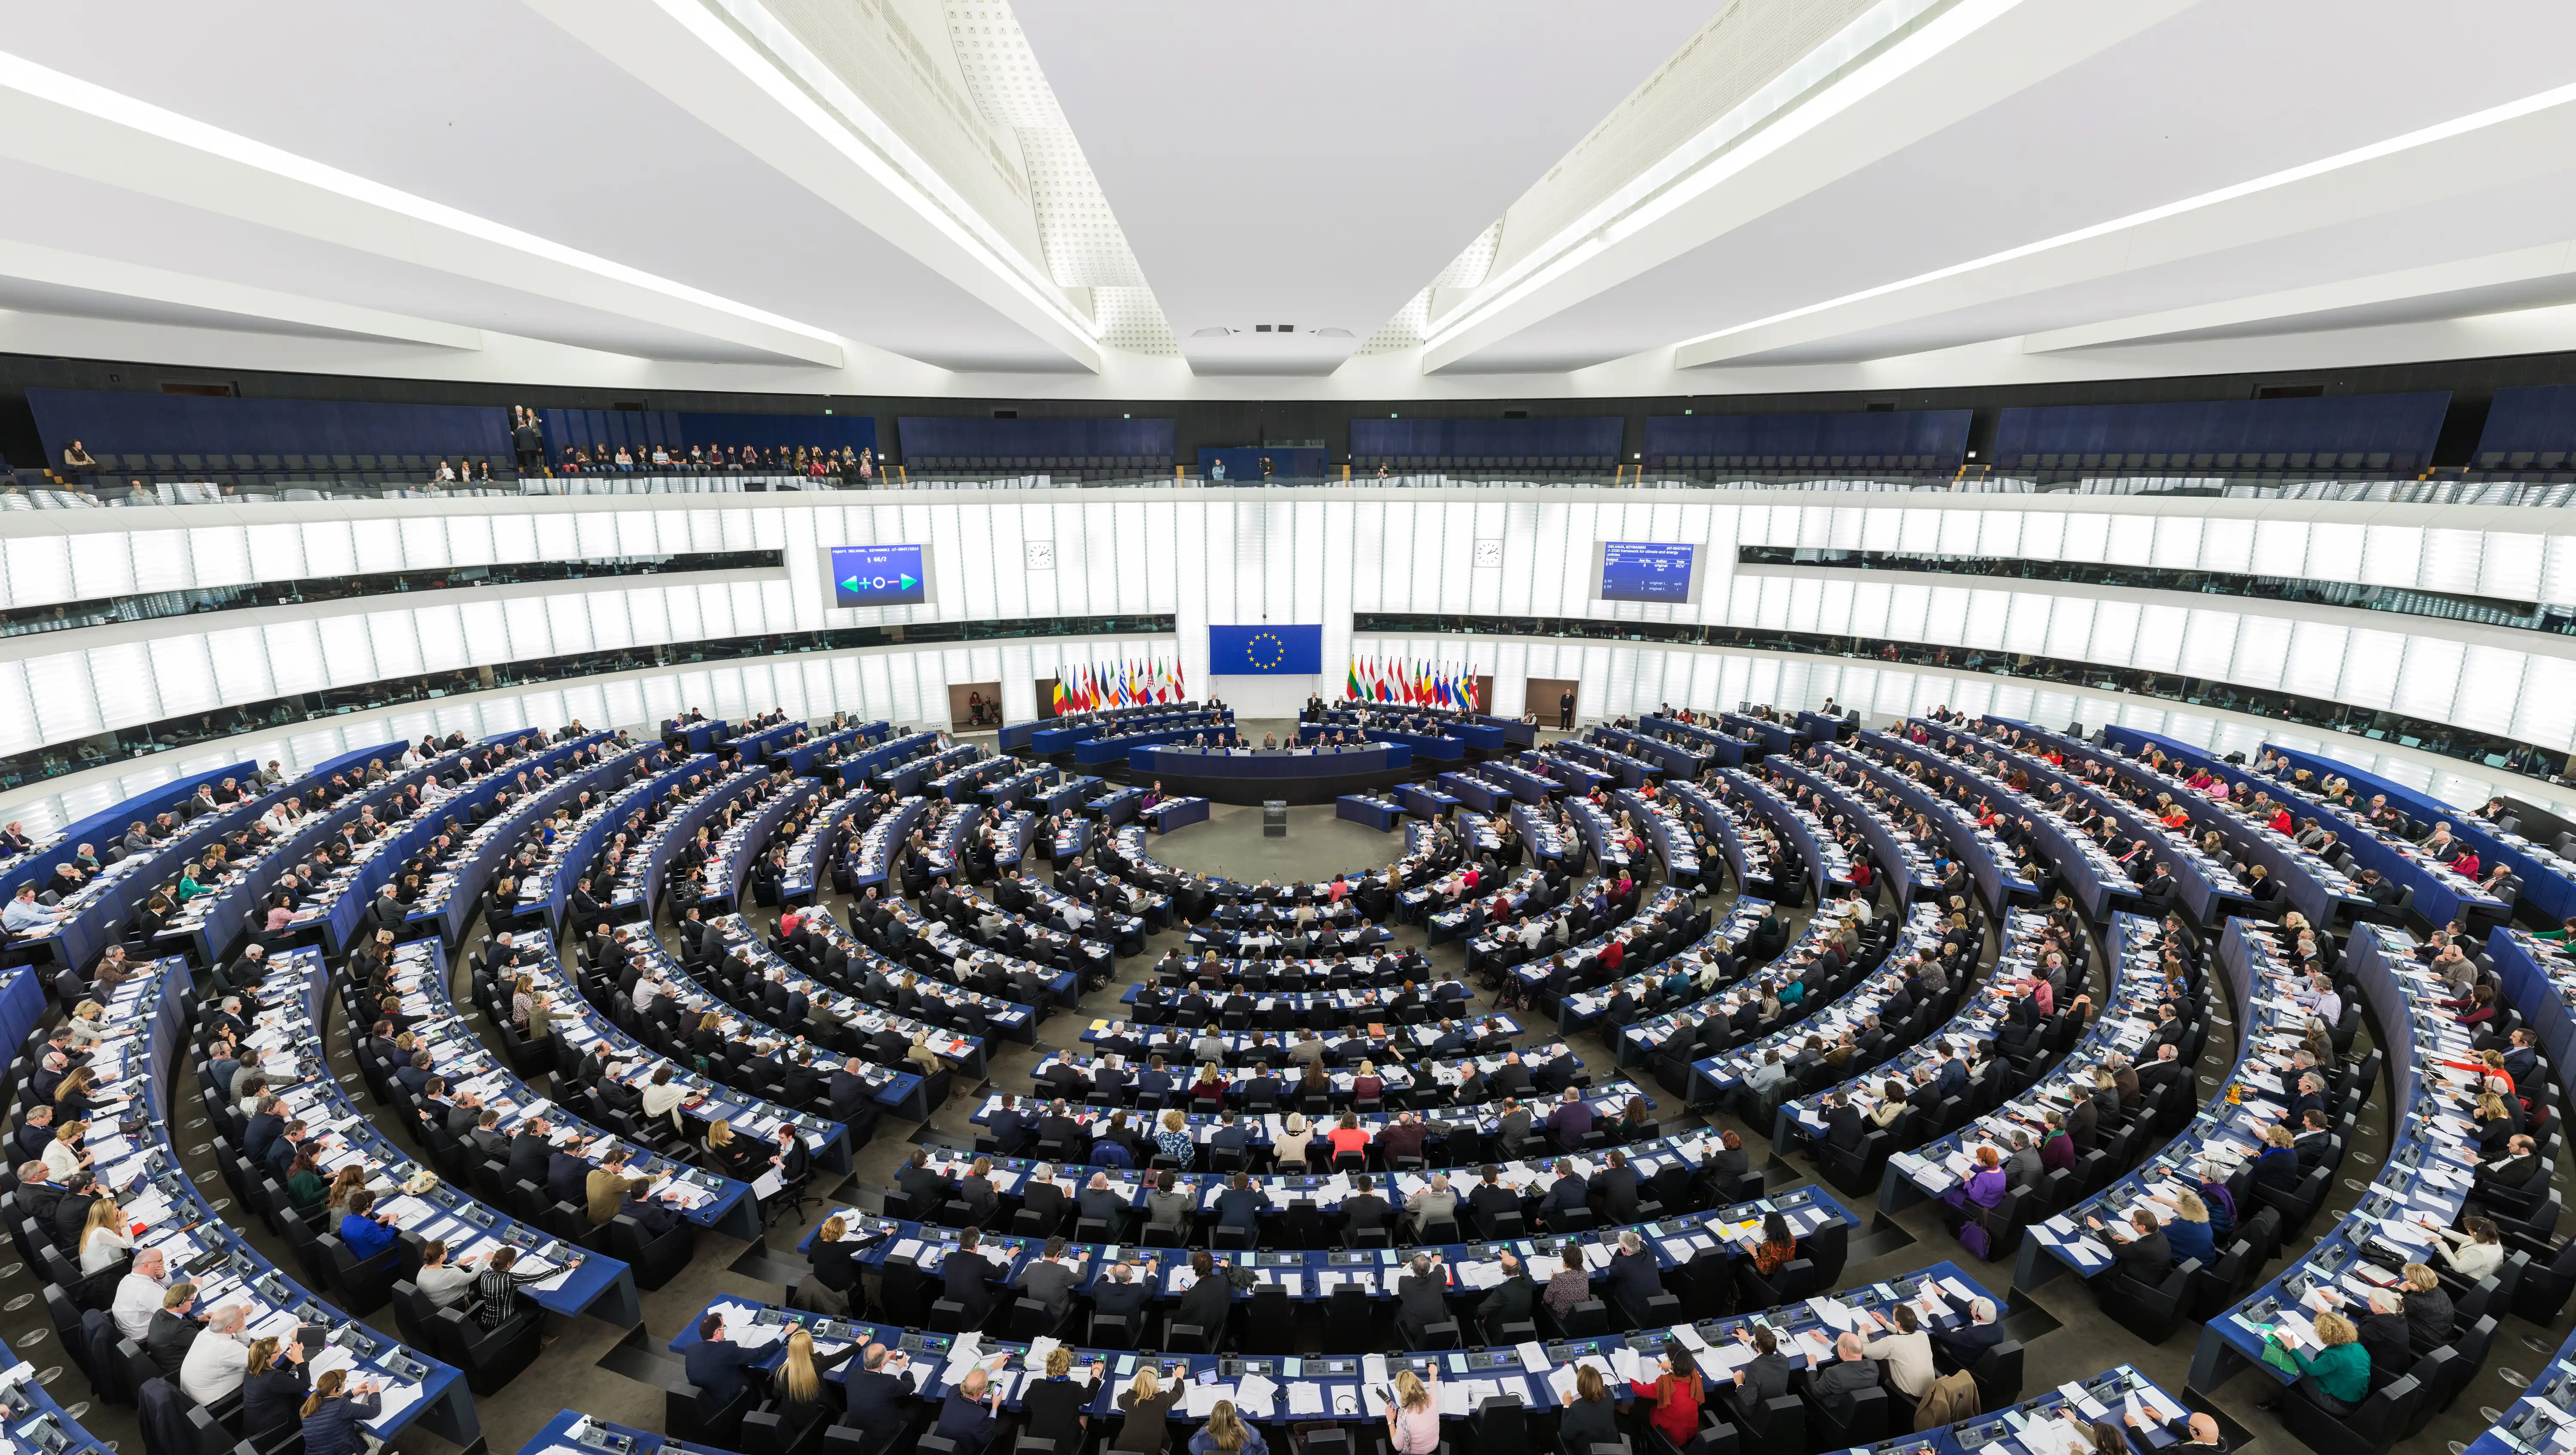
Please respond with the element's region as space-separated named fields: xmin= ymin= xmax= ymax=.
xmin=6 ymin=729 xmax=2567 ymax=1455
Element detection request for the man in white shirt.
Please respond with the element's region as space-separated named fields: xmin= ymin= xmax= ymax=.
xmin=112 ymin=1247 xmax=170 ymax=1341
xmin=3 ymin=888 xmax=61 ymax=935
xmin=1859 ymin=1303 xmax=1936 ymax=1397
xmin=179 ymin=1304 xmax=254 ymax=1404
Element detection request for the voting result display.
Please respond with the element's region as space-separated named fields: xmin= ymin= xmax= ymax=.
xmin=827 ymin=543 xmax=930 ymax=608
xmin=1595 ymin=541 xmax=1699 ymax=603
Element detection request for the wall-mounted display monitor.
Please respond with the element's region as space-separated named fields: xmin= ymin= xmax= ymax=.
xmin=1595 ymin=541 xmax=1699 ymax=604
xmin=827 ymin=544 xmax=928 ymax=608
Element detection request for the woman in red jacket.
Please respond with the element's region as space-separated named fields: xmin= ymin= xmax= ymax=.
xmin=1629 ymin=1336 xmax=1704 ymax=1447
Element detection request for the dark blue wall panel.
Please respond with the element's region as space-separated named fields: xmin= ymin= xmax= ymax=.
xmin=1991 ymin=391 xmax=2449 ymax=470
xmin=1642 ymin=409 xmax=1970 ymax=464
xmin=2474 ymin=385 xmax=2576 ymax=463
xmin=30 ymin=388 xmax=510 ymax=462
xmin=1197 ymin=446 xmax=1328 ymax=481
xmin=1348 ymin=416 xmax=1622 ymax=462
xmin=897 ymin=416 xmax=1175 ymax=460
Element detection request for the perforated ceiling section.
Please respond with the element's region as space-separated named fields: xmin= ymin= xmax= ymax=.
xmin=943 ymin=0 xmax=1176 ymax=354
xmin=1361 ymin=221 xmax=1505 ymax=355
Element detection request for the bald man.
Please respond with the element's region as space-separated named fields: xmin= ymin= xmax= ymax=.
xmin=2127 ymin=1409 xmax=2225 ymax=1452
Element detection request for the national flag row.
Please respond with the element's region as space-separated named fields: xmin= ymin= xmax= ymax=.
xmin=1344 ymin=656 xmax=1482 ymax=710
xmin=1052 ymin=660 xmax=1185 ymax=713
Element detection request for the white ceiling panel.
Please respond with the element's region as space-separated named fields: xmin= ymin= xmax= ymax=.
xmin=1015 ymin=0 xmax=1710 ymax=371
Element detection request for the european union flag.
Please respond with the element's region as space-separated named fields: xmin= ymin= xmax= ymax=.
xmin=1208 ymin=624 xmax=1323 ymax=675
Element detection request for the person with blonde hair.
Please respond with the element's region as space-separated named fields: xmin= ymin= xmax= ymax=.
xmin=2272 ymin=1308 xmax=2367 ymax=1415
xmin=1113 ymin=1364 xmax=1182 ymax=1454
xmin=774 ymin=1327 xmax=857 ymax=1428
xmin=42 ymin=1120 xmax=88 ymax=1181
xmin=1154 ymin=1109 xmax=1195 ymax=1164
xmin=1273 ymin=1113 xmax=1315 ymax=1169
xmin=1190 ymin=1399 xmax=1267 ymax=1455
xmin=78 ymin=1193 xmax=132 ymax=1274
xmin=2401 ymin=1261 xmax=2454 ymax=1348
xmin=1022 ymin=1343 xmax=1099 ymax=1452
xmin=1387 ymin=1367 xmax=1440 ymax=1455
xmin=239 ymin=1335 xmax=310 ymax=1442
xmin=63 ymin=1000 xmax=107 ymax=1048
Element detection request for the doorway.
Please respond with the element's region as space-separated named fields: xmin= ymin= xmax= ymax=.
xmin=1527 ymin=677 xmax=1580 ymax=732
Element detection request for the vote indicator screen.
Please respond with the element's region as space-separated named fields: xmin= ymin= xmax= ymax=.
xmin=1601 ymin=542 xmax=1695 ymax=603
xmin=829 ymin=544 xmax=927 ymax=608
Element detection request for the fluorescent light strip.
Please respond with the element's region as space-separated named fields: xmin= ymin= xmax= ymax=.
xmin=1674 ymin=77 xmax=2576 ymax=354
xmin=683 ymin=0 xmax=1104 ymax=346
xmin=1422 ymin=0 xmax=2008 ymax=355
xmin=0 ymin=50 xmax=843 ymax=350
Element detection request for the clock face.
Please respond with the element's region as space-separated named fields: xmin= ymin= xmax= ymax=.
xmin=1472 ymin=538 xmax=1504 ymax=568
xmin=1025 ymin=540 xmax=1056 ymax=570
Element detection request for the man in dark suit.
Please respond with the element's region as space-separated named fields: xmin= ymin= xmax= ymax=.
xmin=1036 ymin=1100 xmax=1084 ymax=1151
xmin=1474 ymin=1251 xmax=1534 ymax=1339
xmin=620 ymin=1185 xmax=684 ymax=1237
xmin=1021 ymin=1168 xmax=1072 ymax=1230
xmin=1341 ymin=1173 xmax=1394 ymax=1236
xmin=942 ymin=1229 xmax=1008 ymax=1325
xmin=842 ymin=1343 xmax=922 ymax=1446
xmin=2124 ymin=1410 xmax=2226 ymax=1453
xmin=685 ymin=1311 xmax=770 ymax=1410
xmin=1392 ymin=1252 xmax=1452 ymax=1346
xmin=829 ymin=1058 xmax=878 ymax=1126
xmin=1822 ymin=1092 xmax=1866 ymax=1152
xmin=1589 ymin=1149 xmax=1641 ymax=1224
xmin=548 ymin=1142 xmax=595 ymax=1207
xmin=1598 ymin=1230 xmax=1665 ymax=1322
xmin=1091 ymin=1256 xmax=1157 ymax=1321
xmin=145 ymin=1287 xmax=200 ymax=1379
xmin=1537 ymin=1160 xmax=1589 ymax=1228
xmin=1211 ymin=1173 xmax=1270 ymax=1233
xmin=2476 ymin=1133 xmax=2540 ymax=1196
xmin=1077 ymin=1172 xmax=1127 ymax=1228
xmin=1172 ymin=1250 xmax=1233 ymax=1345
xmin=2086 ymin=1208 xmax=2173 ymax=1287
xmin=2290 ymin=1109 xmax=2333 ymax=1172
xmin=1208 ymin=1115 xmax=1253 ymax=1160
xmin=893 ymin=1149 xmax=953 ymax=1211
xmin=986 ymin=1095 xmax=1031 ymax=1157
xmin=1807 ymin=1334 xmax=1880 ymax=1422
xmin=1466 ymin=1166 xmax=1520 ymax=1236
xmin=1930 ymin=1297 xmax=2003 ymax=1372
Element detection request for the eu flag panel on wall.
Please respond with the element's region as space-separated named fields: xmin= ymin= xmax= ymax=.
xmin=1209 ymin=624 xmax=1324 ymax=675
xmin=1601 ymin=542 xmax=1696 ymax=603
xmin=829 ymin=544 xmax=927 ymax=608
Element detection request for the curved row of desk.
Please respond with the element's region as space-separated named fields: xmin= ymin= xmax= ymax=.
xmin=2184 ymin=918 xmax=2494 ymax=1425
xmin=2015 ymin=917 xmax=2318 ymax=1291
xmin=383 ymin=939 xmax=759 ymax=1240
xmin=92 ymin=960 xmax=475 ymax=1441
xmin=1773 ymin=906 xmax=2053 ymax=1154
xmin=1958 ymin=724 xmax=2253 ymax=929
xmin=513 ymin=929 xmax=871 ymax=1157
xmin=1818 ymin=739 xmax=2037 ymax=917
xmin=1689 ymin=902 xmax=1942 ymax=1112
xmin=1870 ymin=729 xmax=2141 ymax=921
xmin=405 ymin=733 xmax=630 ymax=946
xmin=609 ymin=921 xmax=957 ymax=1107
xmin=251 ymin=946 xmax=640 ymax=1325
xmin=1882 ymin=913 xmax=2170 ymax=1214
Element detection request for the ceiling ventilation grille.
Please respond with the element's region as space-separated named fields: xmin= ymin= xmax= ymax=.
xmin=944 ymin=1 xmax=1177 ymax=355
